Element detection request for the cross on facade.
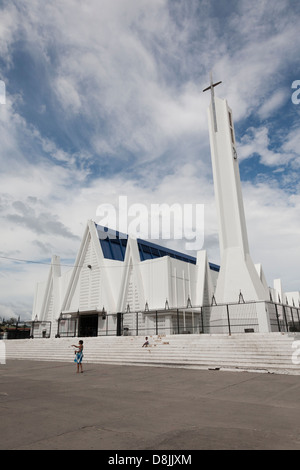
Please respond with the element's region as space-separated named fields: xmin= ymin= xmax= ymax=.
xmin=203 ymin=72 xmax=222 ymax=132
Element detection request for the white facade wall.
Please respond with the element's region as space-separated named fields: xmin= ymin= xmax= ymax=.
xmin=32 ymin=281 xmax=47 ymax=321
xmin=32 ymin=220 xmax=215 ymax=337
xmin=286 ymin=292 xmax=300 ymax=307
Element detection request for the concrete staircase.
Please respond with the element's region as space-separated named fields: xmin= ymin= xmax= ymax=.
xmin=3 ymin=333 xmax=300 ymax=375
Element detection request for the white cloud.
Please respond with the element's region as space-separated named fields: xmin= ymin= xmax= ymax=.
xmin=0 ymin=3 xmax=19 ymax=66
xmin=282 ymin=128 xmax=300 ymax=170
xmin=212 ymin=1 xmax=299 ymax=121
xmin=258 ymin=89 xmax=289 ymax=119
xmin=238 ymin=126 xmax=296 ymax=167
xmin=243 ymin=181 xmax=300 ymax=292
xmin=54 ymin=76 xmax=82 ymax=113
xmin=0 ymin=303 xmax=18 ymax=321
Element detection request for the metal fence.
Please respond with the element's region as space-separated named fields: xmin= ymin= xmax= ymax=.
xmin=56 ymin=300 xmax=300 ymax=338
xmin=1 ymin=321 xmax=52 ymax=340
xmin=114 ymin=301 xmax=300 ymax=336
xmin=267 ymin=302 xmax=300 ymax=333
xmin=57 ymin=316 xmax=78 ymax=337
xmin=0 ymin=322 xmax=31 ymax=340
xmin=30 ymin=321 xmax=52 ymax=338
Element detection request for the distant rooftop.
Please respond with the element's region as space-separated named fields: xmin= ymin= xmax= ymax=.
xmin=95 ymin=224 xmax=220 ymax=272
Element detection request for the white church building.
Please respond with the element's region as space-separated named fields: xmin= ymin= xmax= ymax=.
xmin=31 ymin=81 xmax=300 ymax=339
xmin=32 ymin=220 xmax=221 ymax=338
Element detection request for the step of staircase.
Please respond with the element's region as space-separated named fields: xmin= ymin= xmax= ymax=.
xmin=3 ymin=333 xmax=300 ymax=375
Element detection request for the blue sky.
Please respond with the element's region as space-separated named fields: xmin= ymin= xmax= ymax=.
xmin=0 ymin=0 xmax=300 ymax=320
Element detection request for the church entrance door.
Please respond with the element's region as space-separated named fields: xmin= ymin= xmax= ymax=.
xmin=78 ymin=314 xmax=98 ymax=337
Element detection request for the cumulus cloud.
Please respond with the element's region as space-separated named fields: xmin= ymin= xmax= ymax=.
xmin=237 ymin=124 xmax=300 ymax=179
xmin=258 ymin=89 xmax=289 ymax=119
xmin=238 ymin=127 xmax=288 ymax=166
xmin=6 ymin=200 xmax=79 ymax=240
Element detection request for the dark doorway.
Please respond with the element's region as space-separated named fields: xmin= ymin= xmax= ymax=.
xmin=78 ymin=314 xmax=98 ymax=337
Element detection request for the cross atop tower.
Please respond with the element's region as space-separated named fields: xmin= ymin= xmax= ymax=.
xmin=203 ymin=72 xmax=222 ymax=132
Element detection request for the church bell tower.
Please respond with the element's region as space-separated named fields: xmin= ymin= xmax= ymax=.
xmin=203 ymin=74 xmax=269 ymax=329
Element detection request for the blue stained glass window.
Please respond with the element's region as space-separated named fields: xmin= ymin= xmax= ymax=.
xmin=100 ymin=238 xmax=114 ymax=259
xmin=110 ymin=239 xmax=124 ymax=261
xmin=95 ymin=223 xmax=219 ymax=272
xmin=139 ymin=243 xmax=152 ymax=261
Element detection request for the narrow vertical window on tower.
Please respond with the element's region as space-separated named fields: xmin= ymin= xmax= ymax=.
xmin=228 ymin=111 xmax=237 ymax=159
xmin=228 ymin=111 xmax=235 ymax=144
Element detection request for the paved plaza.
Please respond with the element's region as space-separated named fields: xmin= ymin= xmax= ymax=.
xmin=0 ymin=360 xmax=300 ymax=451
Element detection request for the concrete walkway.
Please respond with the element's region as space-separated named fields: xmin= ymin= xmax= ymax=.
xmin=0 ymin=360 xmax=300 ymax=450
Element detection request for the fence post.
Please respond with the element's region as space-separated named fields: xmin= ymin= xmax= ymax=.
xmin=155 ymin=310 xmax=158 ymax=335
xmin=200 ymin=307 xmax=204 ymax=333
xmin=290 ymin=307 xmax=295 ymax=330
xmin=226 ymin=304 xmax=231 ymax=336
xmin=177 ymin=309 xmax=180 ymax=334
xmin=296 ymin=308 xmax=300 ymax=328
xmin=116 ymin=312 xmax=122 ymax=336
xmin=274 ymin=303 xmax=281 ymax=332
xmin=282 ymin=305 xmax=288 ymax=332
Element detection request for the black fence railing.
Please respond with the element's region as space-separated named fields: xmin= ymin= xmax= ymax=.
xmin=57 ymin=316 xmax=78 ymax=337
xmin=0 ymin=321 xmax=52 ymax=339
xmin=56 ymin=301 xmax=300 ymax=338
xmin=30 ymin=321 xmax=52 ymax=338
xmin=267 ymin=302 xmax=300 ymax=333
xmin=0 ymin=322 xmax=31 ymax=340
